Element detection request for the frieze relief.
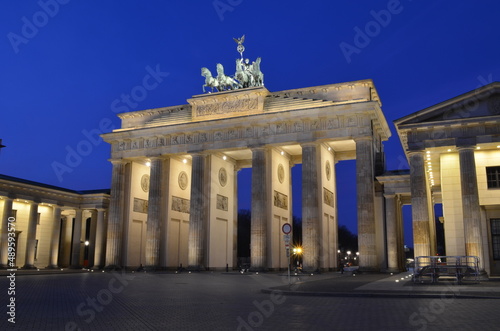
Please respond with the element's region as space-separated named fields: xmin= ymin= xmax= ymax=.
xmin=273 ymin=190 xmax=288 ymax=210
xmin=216 ymin=194 xmax=228 ymax=211
xmin=172 ymin=196 xmax=190 ymax=214
xmin=114 ymin=115 xmax=367 ymax=152
xmin=196 ymin=97 xmax=259 ymax=117
xmin=133 ymin=198 xmax=148 ymax=214
xmin=323 ymin=188 xmax=334 ymax=208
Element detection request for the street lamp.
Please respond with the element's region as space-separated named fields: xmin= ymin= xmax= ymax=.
xmin=292 ymin=246 xmax=303 ymax=271
xmin=347 ymin=251 xmax=352 ymax=266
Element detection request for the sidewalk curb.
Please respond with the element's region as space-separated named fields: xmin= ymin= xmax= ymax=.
xmin=261 ymin=288 xmax=500 ymax=299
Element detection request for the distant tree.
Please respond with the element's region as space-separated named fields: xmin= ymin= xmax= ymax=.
xmin=292 ymin=216 xmax=302 ymax=246
xmin=435 ymin=217 xmax=445 ymax=256
xmin=237 ymin=209 xmax=251 ymax=258
xmin=338 ymin=225 xmax=358 ymax=253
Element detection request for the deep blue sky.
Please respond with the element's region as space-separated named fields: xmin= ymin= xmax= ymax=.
xmin=1 ymin=1 xmax=500 ymax=245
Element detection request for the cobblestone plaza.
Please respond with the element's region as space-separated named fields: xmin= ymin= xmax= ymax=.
xmin=2 ymin=271 xmax=500 ymax=330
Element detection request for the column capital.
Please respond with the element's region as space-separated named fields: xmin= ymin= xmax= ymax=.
xmin=148 ymin=155 xmax=168 ymax=161
xmin=384 ymin=193 xmax=397 ymax=199
xmin=300 ymin=141 xmax=319 ymax=149
xmin=109 ymin=158 xmax=124 ymax=165
xmin=354 ymin=136 xmax=374 ymax=143
xmin=248 ymin=144 xmax=268 ymax=152
xmin=456 ymin=145 xmax=476 ymax=152
xmin=406 ymin=149 xmax=425 ymax=156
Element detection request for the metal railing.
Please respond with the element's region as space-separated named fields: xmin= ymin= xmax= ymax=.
xmin=412 ymin=256 xmax=480 ymax=284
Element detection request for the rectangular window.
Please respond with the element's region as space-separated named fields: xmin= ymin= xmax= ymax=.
xmin=37 ymin=212 xmax=41 ymax=225
xmin=491 ymin=219 xmax=500 ymax=260
xmin=486 ymin=166 xmax=500 ymax=189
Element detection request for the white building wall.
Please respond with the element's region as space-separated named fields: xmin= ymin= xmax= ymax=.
xmin=440 ymin=153 xmax=466 ymax=256
xmin=207 ymin=155 xmax=235 ymax=269
xmin=267 ymin=149 xmax=292 ymax=270
xmin=166 ymin=158 xmax=191 ymax=268
xmin=319 ymin=145 xmax=337 ymax=270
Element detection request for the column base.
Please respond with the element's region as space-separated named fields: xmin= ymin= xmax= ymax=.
xmin=381 ymin=268 xmax=400 ymax=273
xmin=104 ymin=265 xmax=122 ymax=271
xmin=22 ymin=264 xmax=37 ymax=270
xmin=358 ymin=266 xmax=379 ymax=273
xmin=187 ymin=265 xmax=205 ymax=272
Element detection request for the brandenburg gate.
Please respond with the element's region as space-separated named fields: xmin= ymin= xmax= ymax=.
xmin=101 ymin=37 xmax=391 ymax=271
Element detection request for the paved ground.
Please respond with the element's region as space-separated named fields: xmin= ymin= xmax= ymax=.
xmin=1 ymin=269 xmax=500 ymax=330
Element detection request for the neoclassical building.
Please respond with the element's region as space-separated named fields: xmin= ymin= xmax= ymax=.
xmin=394 ymin=82 xmax=500 ymax=275
xmin=0 ymin=175 xmax=109 ymax=269
xmin=1 ymin=80 xmax=499 ymax=275
xmin=101 ymin=80 xmax=391 ymax=271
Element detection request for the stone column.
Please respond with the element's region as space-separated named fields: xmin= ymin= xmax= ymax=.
xmin=47 ymin=206 xmax=62 ymax=268
xmin=92 ymin=209 xmax=106 ymax=269
xmin=356 ymin=137 xmax=377 ymax=270
xmin=105 ymin=160 xmax=126 ymax=269
xmin=145 ymin=157 xmax=165 ymax=268
xmin=23 ymin=202 xmax=39 ymax=269
xmin=384 ymin=194 xmax=398 ymax=272
xmin=188 ymin=153 xmax=208 ymax=269
xmin=250 ymin=147 xmax=267 ymax=270
xmin=70 ymin=209 xmax=83 ymax=268
xmin=0 ymin=197 xmax=14 ymax=267
xmin=458 ymin=146 xmax=484 ymax=268
xmin=301 ymin=143 xmax=320 ymax=271
xmin=87 ymin=210 xmax=98 ymax=268
xmin=409 ymin=151 xmax=431 ymax=258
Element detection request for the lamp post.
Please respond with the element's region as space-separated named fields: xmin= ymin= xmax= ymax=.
xmin=347 ymin=251 xmax=352 ymax=266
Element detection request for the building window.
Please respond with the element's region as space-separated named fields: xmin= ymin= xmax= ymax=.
xmin=492 ymin=219 xmax=500 ymax=260
xmin=37 ymin=212 xmax=41 ymax=225
xmin=487 ymin=166 xmax=500 ymax=189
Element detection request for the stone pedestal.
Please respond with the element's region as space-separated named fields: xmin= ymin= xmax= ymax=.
xmin=459 ymin=147 xmax=484 ymax=269
xmin=409 ymin=151 xmax=431 ymax=258
xmin=356 ymin=137 xmax=377 ymax=270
